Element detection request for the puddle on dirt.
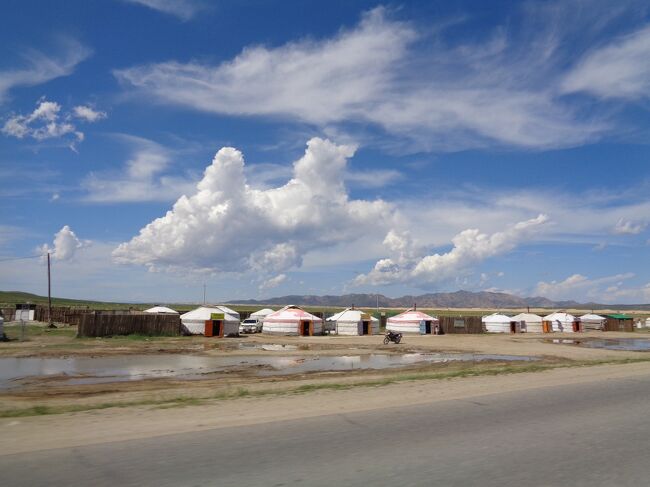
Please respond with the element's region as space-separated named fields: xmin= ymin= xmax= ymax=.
xmin=0 ymin=353 xmax=536 ymax=389
xmin=547 ymin=338 xmax=650 ymax=351
xmin=237 ymin=343 xmax=299 ymax=352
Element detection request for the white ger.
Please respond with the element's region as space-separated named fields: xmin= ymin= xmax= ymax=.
xmin=326 ymin=308 xmax=379 ymax=336
xmin=482 ymin=313 xmax=517 ymax=333
xmin=387 ymin=309 xmax=439 ymax=334
xmin=262 ymin=305 xmax=323 ymax=336
xmin=579 ymin=313 xmax=607 ymax=331
xmin=543 ymin=312 xmax=579 ymax=333
xmin=180 ymin=305 xmax=240 ymax=336
xmin=511 ymin=313 xmax=543 ymax=333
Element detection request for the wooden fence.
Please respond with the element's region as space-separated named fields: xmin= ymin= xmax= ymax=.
xmin=438 ymin=316 xmax=484 ymax=334
xmin=77 ymin=312 xmax=181 ymax=337
xmin=1 ymin=307 xmax=16 ymax=321
xmin=34 ymin=306 xmax=91 ymax=325
xmin=604 ymin=317 xmax=634 ymax=332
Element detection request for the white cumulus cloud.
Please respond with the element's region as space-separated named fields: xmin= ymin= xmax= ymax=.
xmin=73 ymin=105 xmax=107 ymax=122
xmin=2 ymin=98 xmax=106 ymax=149
xmin=354 ymin=214 xmax=548 ymax=287
xmin=612 ymin=218 xmax=646 ymax=235
xmin=112 ymin=138 xmax=395 ymax=276
xmin=39 ymin=225 xmax=89 ymax=261
xmin=259 ymin=274 xmax=287 ymax=291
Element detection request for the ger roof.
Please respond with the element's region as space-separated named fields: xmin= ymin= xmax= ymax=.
xmin=387 ymin=309 xmax=438 ymax=323
xmin=543 ymin=312 xmax=576 ymax=322
xmin=326 ymin=308 xmax=379 ymax=322
xmin=180 ymin=305 xmax=240 ymax=321
xmin=579 ymin=313 xmax=607 ymax=321
xmin=511 ymin=313 xmax=542 ymax=322
xmin=250 ymin=308 xmax=275 ymax=317
xmin=144 ymin=306 xmax=178 ymax=314
xmin=264 ymin=305 xmax=323 ymax=323
xmin=482 ymin=313 xmax=512 ymax=323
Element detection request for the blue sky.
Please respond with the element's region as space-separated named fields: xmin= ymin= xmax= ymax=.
xmin=1 ymin=0 xmax=649 ymax=304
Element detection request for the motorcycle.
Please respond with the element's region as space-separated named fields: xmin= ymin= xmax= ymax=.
xmin=383 ymin=331 xmax=402 ymax=344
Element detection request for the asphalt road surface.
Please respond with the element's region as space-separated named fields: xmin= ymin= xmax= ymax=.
xmin=3 ymin=374 xmax=650 ymax=486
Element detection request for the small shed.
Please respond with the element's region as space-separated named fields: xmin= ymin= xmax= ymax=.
xmin=387 ymin=309 xmax=439 ymax=334
xmin=144 ymin=306 xmax=179 ymax=314
xmin=15 ymin=304 xmax=36 ymax=321
xmin=326 ymin=308 xmax=379 ymax=336
xmin=482 ymin=313 xmax=519 ymax=333
xmin=579 ymin=313 xmax=607 ymax=331
xmin=511 ymin=313 xmax=543 ymax=333
xmin=604 ymin=314 xmax=634 ymax=332
xmin=543 ymin=312 xmax=579 ymax=333
xmin=262 ymin=305 xmax=323 ymax=336
xmin=180 ymin=305 xmax=240 ymax=336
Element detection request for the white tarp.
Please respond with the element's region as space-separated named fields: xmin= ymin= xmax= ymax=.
xmin=15 ymin=309 xmax=35 ymax=321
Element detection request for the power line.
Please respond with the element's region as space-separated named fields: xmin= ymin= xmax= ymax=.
xmin=0 ymin=254 xmax=42 ymax=263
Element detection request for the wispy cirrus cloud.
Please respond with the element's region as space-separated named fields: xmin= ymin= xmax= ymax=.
xmin=115 ymin=5 xmax=625 ymax=152
xmin=81 ymin=134 xmax=195 ymax=203
xmin=122 ymin=0 xmax=205 ymax=21
xmin=562 ymin=25 xmax=650 ymax=100
xmin=0 ymin=38 xmax=90 ymax=103
xmin=534 ymin=272 xmax=643 ymax=303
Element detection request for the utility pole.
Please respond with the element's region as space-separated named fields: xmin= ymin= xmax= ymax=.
xmin=203 ymin=283 xmax=206 ymax=305
xmin=47 ymin=252 xmax=54 ymax=328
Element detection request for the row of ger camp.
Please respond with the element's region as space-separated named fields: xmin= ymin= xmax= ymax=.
xmin=143 ymin=305 xmax=644 ymax=336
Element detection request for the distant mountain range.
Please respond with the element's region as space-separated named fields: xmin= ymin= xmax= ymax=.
xmin=230 ymin=290 xmax=650 ymax=310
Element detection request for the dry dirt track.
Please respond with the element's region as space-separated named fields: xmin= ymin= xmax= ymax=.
xmin=2 ymin=361 xmax=650 ymax=486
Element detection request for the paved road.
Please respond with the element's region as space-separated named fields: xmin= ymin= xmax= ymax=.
xmin=3 ymin=374 xmax=650 ymax=486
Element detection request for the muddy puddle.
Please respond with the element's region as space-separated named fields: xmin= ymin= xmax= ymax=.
xmin=236 ymin=343 xmax=299 ymax=351
xmin=547 ymin=338 xmax=650 ymax=351
xmin=0 ymin=353 xmax=535 ymax=389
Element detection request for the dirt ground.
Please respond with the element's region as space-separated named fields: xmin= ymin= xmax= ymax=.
xmin=2 ymin=323 xmax=647 ymax=360
xmin=3 ymin=361 xmax=650 ymax=456
xmin=1 ymin=323 xmax=649 ymax=416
